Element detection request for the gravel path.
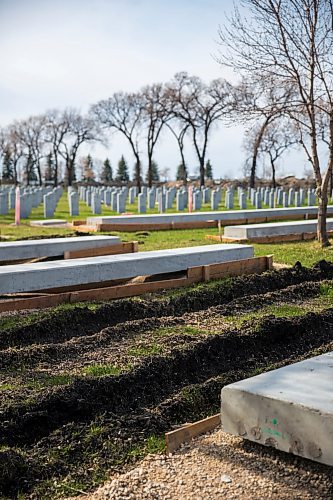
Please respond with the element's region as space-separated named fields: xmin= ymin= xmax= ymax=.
xmin=83 ymin=426 xmax=330 ymax=499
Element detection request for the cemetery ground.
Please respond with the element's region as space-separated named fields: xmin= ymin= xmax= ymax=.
xmin=1 ymin=191 xmax=333 ymax=497
xmin=1 ymin=262 xmax=333 ymax=498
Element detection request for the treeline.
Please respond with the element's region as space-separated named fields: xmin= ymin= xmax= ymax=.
xmin=0 ymin=72 xmax=301 ymax=189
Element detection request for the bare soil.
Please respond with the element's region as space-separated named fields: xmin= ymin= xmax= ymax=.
xmin=1 ymin=261 xmax=333 ymax=498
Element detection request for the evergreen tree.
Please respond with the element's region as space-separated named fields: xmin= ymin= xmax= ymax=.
xmin=176 ymin=163 xmax=188 ymax=182
xmin=101 ymin=158 xmax=113 ymax=183
xmin=146 ymin=160 xmax=160 ymax=183
xmin=44 ymin=152 xmax=55 ymax=184
xmin=205 ymin=159 xmax=213 ymax=180
xmin=82 ymin=154 xmax=95 ymax=183
xmin=116 ymin=155 xmax=130 ymax=182
xmin=2 ymin=148 xmax=14 ymax=180
xmin=28 ymin=164 xmax=38 ymax=183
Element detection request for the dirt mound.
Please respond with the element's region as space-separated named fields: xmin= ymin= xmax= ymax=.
xmin=1 ymin=262 xmax=333 ymax=497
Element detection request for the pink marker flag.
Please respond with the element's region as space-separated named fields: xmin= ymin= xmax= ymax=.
xmin=15 ymin=186 xmax=20 ymax=225
xmin=188 ymin=185 xmax=193 ymax=213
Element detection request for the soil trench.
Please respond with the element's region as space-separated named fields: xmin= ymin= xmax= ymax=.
xmin=1 ymin=262 xmax=333 ymax=498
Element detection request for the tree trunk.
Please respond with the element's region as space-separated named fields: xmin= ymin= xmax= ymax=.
xmin=135 ymin=158 xmax=141 ymax=193
xmin=147 ymin=154 xmax=153 ymax=188
xmin=317 ymin=191 xmax=329 ymax=247
xmin=199 ymin=159 xmax=205 ymax=187
xmin=67 ymin=158 xmax=73 ymax=186
xmin=250 ymin=117 xmax=271 ymax=189
xmin=270 ymin=157 xmax=276 ymax=189
xmin=53 ymin=148 xmax=58 ymax=187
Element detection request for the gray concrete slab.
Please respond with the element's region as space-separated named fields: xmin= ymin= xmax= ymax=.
xmin=221 ymin=352 xmax=333 ymax=465
xmin=224 ymin=218 xmax=333 ymax=239
xmin=30 ymin=219 xmax=68 ymax=226
xmin=86 ymin=206 xmax=332 ymax=226
xmin=0 ymin=236 xmax=121 ymax=262
xmin=0 ymin=244 xmax=253 ymax=294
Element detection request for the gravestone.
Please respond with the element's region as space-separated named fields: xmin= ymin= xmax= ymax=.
xmin=158 ymin=192 xmax=166 ymax=213
xmin=91 ymin=193 xmax=101 ymax=214
xmin=69 ymin=192 xmax=79 ymax=216
xmin=138 ymin=193 xmax=146 ymax=213
xmin=255 ymin=192 xmax=261 ymax=209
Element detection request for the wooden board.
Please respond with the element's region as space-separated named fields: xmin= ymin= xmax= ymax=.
xmin=0 ymin=255 xmax=273 ymax=313
xmin=217 ymin=231 xmax=333 ymax=244
xmin=165 ymin=414 xmax=221 ymax=454
xmin=64 ymin=241 xmax=138 ymax=259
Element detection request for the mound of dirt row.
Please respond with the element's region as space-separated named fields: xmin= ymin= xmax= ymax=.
xmin=0 ymin=261 xmax=333 ymax=498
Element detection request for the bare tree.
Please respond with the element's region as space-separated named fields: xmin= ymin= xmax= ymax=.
xmin=141 ymin=83 xmax=170 ymax=187
xmin=44 ymin=109 xmax=71 ymax=186
xmin=244 ymin=118 xmax=297 ymax=187
xmin=232 ymin=78 xmax=296 ymax=187
xmin=91 ymin=92 xmax=144 ymax=191
xmin=166 ymin=72 xmax=233 ymax=187
xmin=57 ymin=110 xmax=100 ymax=186
xmin=218 ymin=0 xmax=333 ymax=246
xmin=15 ymin=115 xmax=47 ymax=185
xmin=260 ymin=120 xmax=298 ymax=187
xmin=166 ymin=121 xmax=189 ymax=184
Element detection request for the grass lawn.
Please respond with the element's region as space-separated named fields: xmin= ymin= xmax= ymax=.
xmin=0 ymin=190 xmax=332 ymax=267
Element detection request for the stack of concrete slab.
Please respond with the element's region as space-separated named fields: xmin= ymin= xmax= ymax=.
xmin=223 ymin=218 xmax=333 ymax=243
xmin=0 ymin=244 xmax=253 ymax=294
xmin=221 ymin=352 xmax=333 ymax=466
xmin=0 ymin=236 xmax=121 ymax=263
xmin=84 ymin=206 xmax=333 ymax=232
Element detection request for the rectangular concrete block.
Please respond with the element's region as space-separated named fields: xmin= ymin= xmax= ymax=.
xmin=0 ymin=244 xmax=253 ymax=294
xmin=0 ymin=235 xmax=121 ymax=262
xmin=87 ymin=206 xmax=332 ymax=227
xmin=224 ymin=218 xmax=333 ymax=240
xmin=30 ymin=219 xmax=67 ymax=226
xmin=221 ymin=352 xmax=333 ymax=466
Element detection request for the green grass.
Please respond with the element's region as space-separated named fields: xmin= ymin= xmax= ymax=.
xmin=82 ymin=364 xmax=124 ymax=377
xmin=225 ymin=296 xmax=333 ymax=327
xmin=26 ymin=374 xmax=73 ymax=389
xmin=320 ymin=283 xmax=333 ymax=297
xmin=152 ymin=325 xmax=211 ymax=337
xmin=128 ymin=344 xmax=165 ymax=357
xmin=0 ymin=383 xmax=16 ymax=391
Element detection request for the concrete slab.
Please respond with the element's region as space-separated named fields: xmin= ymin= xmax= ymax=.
xmin=30 ymin=219 xmax=68 ymax=227
xmin=0 ymin=244 xmax=253 ymax=294
xmin=224 ymin=218 xmax=333 ymax=240
xmin=221 ymin=353 xmax=333 ymax=466
xmin=86 ymin=206 xmax=332 ymax=226
xmin=0 ymin=236 xmax=121 ymax=262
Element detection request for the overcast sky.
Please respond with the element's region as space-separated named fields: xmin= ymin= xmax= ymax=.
xmin=0 ymin=0 xmax=304 ymax=179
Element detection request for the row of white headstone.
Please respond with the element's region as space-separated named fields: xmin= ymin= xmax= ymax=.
xmin=0 ymin=186 xmax=63 ymax=218
xmin=76 ymin=184 xmax=322 ymax=216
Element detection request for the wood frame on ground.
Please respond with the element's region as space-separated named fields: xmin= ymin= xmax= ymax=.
xmin=0 ymin=255 xmax=273 ymax=313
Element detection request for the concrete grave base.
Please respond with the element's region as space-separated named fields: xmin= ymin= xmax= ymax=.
xmin=223 ymin=218 xmax=333 ymax=243
xmin=0 ymin=244 xmax=253 ymax=294
xmin=0 ymin=236 xmax=121 ymax=262
xmin=221 ymin=352 xmax=333 ymax=466
xmin=30 ymin=219 xmax=68 ymax=227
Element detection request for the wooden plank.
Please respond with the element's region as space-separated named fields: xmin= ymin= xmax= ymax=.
xmin=63 ymin=241 xmax=138 ymax=259
xmin=0 ymin=293 xmax=70 ymax=313
xmin=165 ymin=414 xmax=221 ymax=454
xmin=71 ymin=220 xmax=87 ymax=226
xmin=68 ymin=276 xmax=190 ymax=303
xmin=69 ymin=224 xmax=98 ymax=233
xmin=172 ymin=221 xmax=218 ymax=229
xmin=0 ymin=256 xmax=273 ymax=313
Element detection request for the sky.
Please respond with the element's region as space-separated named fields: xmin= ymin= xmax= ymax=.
xmin=0 ymin=0 xmax=305 ymax=180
